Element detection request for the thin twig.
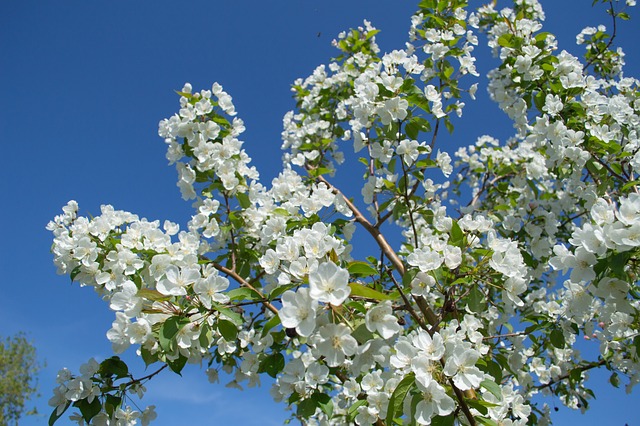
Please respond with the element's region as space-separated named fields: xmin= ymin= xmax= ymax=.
xmin=212 ymin=262 xmax=279 ymax=315
xmin=535 ymin=359 xmax=607 ymax=390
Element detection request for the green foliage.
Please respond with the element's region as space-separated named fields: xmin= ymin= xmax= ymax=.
xmin=0 ymin=333 xmax=42 ymax=425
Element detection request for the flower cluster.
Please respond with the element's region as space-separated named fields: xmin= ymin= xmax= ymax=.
xmin=47 ymin=0 xmax=640 ymax=425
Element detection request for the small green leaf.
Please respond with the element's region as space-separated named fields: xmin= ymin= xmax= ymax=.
xmin=236 ymin=192 xmax=251 ymax=209
xmin=167 ymin=354 xmax=188 ymax=375
xmin=136 ymin=288 xmax=171 ymax=302
xmin=70 ymin=266 xmax=82 ymax=282
xmin=610 ymin=372 xmax=620 ymax=388
xmin=466 ymin=399 xmax=488 ymax=415
xmin=99 ymin=356 xmax=129 ymax=379
xmin=386 ymin=373 xmax=416 ymax=425
xmin=159 ymin=316 xmax=190 ymax=353
xmin=476 ymin=417 xmax=499 ymax=426
xmin=352 ymin=322 xmax=375 ymax=344
xmin=259 ymin=352 xmax=285 ymax=378
xmin=261 ymin=314 xmax=282 ymax=337
xmin=297 ymin=398 xmax=317 ymax=418
xmin=348 ymin=282 xmax=394 ymax=301
xmin=269 ymin=283 xmax=297 ymax=301
xmin=104 ymin=394 xmax=121 ymax=417
xmin=217 ymin=319 xmax=238 ymax=342
xmin=550 ymin=328 xmax=565 ymax=348
xmin=347 ymin=400 xmax=367 ymax=422
xmin=140 ymin=346 xmax=158 ymax=367
xmin=431 ymin=414 xmax=456 ymax=426
xmin=468 ymin=286 xmax=486 ymax=313
xmin=347 ymin=261 xmax=379 ymax=277
xmin=497 ymin=34 xmax=514 ymax=48
xmin=315 ymin=393 xmax=333 ymax=418
xmin=74 ymin=397 xmax=102 ymax=422
xmin=210 ymin=303 xmax=244 ymax=327
xmin=449 ymin=220 xmax=464 ymax=248
xmin=227 ymin=287 xmax=261 ymax=301
xmin=49 ymin=402 xmax=71 ymax=426
xmin=480 ymin=379 xmax=502 ymax=401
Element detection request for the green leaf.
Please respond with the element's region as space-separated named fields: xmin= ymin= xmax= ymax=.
xmin=468 ymin=286 xmax=486 ymax=313
xmin=480 ymin=379 xmax=503 ymax=401
xmin=476 ymin=417 xmax=499 ymax=426
xmin=49 ymin=402 xmax=71 ymax=426
xmin=466 ymin=399 xmax=488 ymax=415
xmin=217 ymin=319 xmax=238 ymax=342
xmin=259 ymin=352 xmax=285 ymax=378
xmin=481 ymin=359 xmax=503 ymax=383
xmin=227 ymin=287 xmax=262 ymax=301
xmin=349 ymin=282 xmax=394 ymax=301
xmin=104 ymin=394 xmax=121 ymax=417
xmin=497 ymin=34 xmax=514 ymax=48
xmin=236 ymin=192 xmax=251 ymax=209
xmin=431 ymin=414 xmax=456 ymax=426
xmin=405 ymin=120 xmax=420 ymax=140
xmin=297 ymin=398 xmax=317 ymax=418
xmin=315 ymin=393 xmax=333 ymax=418
xmin=550 ymin=328 xmax=565 ymax=348
xmin=633 ymin=335 xmax=640 ymax=355
xmin=99 ymin=356 xmax=129 ymax=379
xmin=159 ymin=316 xmax=190 ymax=353
xmin=269 ymin=283 xmax=297 ymax=301
xmin=347 ymin=400 xmax=367 ymax=422
xmin=74 ymin=397 xmax=102 ymax=423
xmin=261 ymin=314 xmax=282 ymax=337
xmin=167 ymin=353 xmax=188 ymax=375
xmin=140 ymin=346 xmax=158 ymax=367
xmin=610 ymin=372 xmax=620 ymax=388
xmin=70 ymin=266 xmax=82 ymax=282
xmin=210 ymin=303 xmax=244 ymax=327
xmin=449 ymin=219 xmax=464 ymax=248
xmin=136 ymin=288 xmax=171 ymax=302
xmin=347 ymin=261 xmax=379 ymax=277
xmin=386 ymin=373 xmax=416 ymax=425
xmin=352 ymin=322 xmax=375 ymax=344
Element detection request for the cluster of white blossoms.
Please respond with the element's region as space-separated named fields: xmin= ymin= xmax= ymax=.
xmin=48 ymin=357 xmax=156 ymax=426
xmin=48 ymin=0 xmax=640 ymax=425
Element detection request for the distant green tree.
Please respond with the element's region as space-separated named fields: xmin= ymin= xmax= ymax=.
xmin=0 ymin=333 xmax=41 ymax=425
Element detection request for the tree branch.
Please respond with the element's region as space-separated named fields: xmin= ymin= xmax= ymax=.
xmin=212 ymin=262 xmax=279 ymax=316
xmin=535 ymin=359 xmax=607 ymax=391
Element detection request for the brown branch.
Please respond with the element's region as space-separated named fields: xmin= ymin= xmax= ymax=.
xmin=317 ymin=175 xmax=407 ymax=274
xmin=535 ymin=359 xmax=607 ymax=391
xmin=125 ymin=364 xmax=168 ymax=387
xmin=386 ymin=269 xmax=429 ymax=332
xmin=317 ymin=175 xmax=476 ymax=425
xmin=212 ymin=262 xmax=279 ymax=315
xmin=583 ymin=0 xmax=617 ymax=73
xmin=482 ymin=331 xmax=527 ymax=340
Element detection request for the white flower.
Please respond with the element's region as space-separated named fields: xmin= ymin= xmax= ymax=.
xmin=377 ymin=97 xmax=409 ymax=125
xmin=157 ymin=265 xmax=200 ymax=296
xmin=315 ymin=323 xmax=358 ymax=367
xmin=412 ymin=330 xmax=445 ymax=361
xmin=109 ymin=280 xmax=142 ymax=317
xmin=279 ymin=288 xmax=318 ymax=337
xmin=309 ymin=261 xmax=351 ymax=305
xmin=443 ymin=347 xmax=484 ymax=390
xmin=414 ymin=380 xmax=455 ymax=425
xmin=194 ymin=273 xmax=230 ymax=309
xmin=365 ymin=301 xmax=403 ymax=339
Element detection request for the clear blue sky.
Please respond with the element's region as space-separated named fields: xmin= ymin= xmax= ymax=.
xmin=1 ymin=1 xmax=638 ymax=425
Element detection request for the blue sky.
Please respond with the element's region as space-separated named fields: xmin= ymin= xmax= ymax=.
xmin=1 ymin=0 xmax=638 ymax=425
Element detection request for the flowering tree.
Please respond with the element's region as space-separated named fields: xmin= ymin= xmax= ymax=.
xmin=46 ymin=0 xmax=640 ymax=425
